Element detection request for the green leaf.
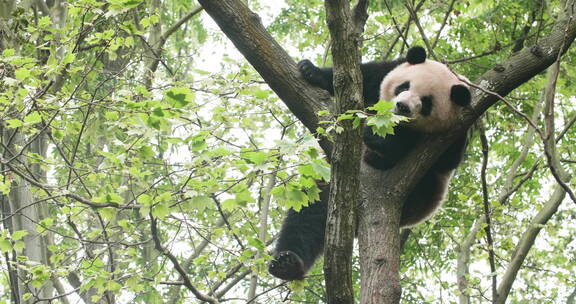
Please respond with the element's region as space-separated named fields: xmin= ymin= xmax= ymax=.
xmin=311 ymin=160 xmax=331 ymax=182
xmin=2 ymin=49 xmax=15 ymax=57
xmin=367 ymin=100 xmax=395 ymax=113
xmin=99 ymin=208 xmax=116 ymax=220
xmin=241 ymin=151 xmax=268 ymax=165
xmin=352 ymin=117 xmax=362 ymax=129
xmin=5 ymin=119 xmax=23 ymax=129
xmin=126 ymin=275 xmax=144 ymax=292
xmin=94 ymin=193 xmax=123 ymax=204
xmin=337 ymin=113 xmax=354 ymax=121
xmin=15 ymin=68 xmax=31 ymax=80
xmin=152 ymin=107 xmax=165 ymax=117
xmin=248 ymin=237 xmax=265 ymax=251
xmin=235 ymin=189 xmax=253 ymax=203
xmin=13 ymin=241 xmax=25 ymax=254
xmin=190 ymin=196 xmax=212 ymax=212
xmin=137 ymin=194 xmax=152 ymax=205
xmin=297 ymin=164 xmax=316 ymax=178
xmin=37 ymin=218 xmax=54 ymax=233
xmin=164 ymin=87 xmax=194 ymax=108
xmin=151 ymin=203 xmax=170 ymax=219
xmin=38 ymin=16 xmax=52 ymax=28
xmin=0 ymin=177 xmax=11 ymax=195
xmin=139 ymin=145 xmax=154 ymax=159
xmin=0 ymin=238 xmax=12 ymax=253
xmin=286 ymin=188 xmax=307 ymax=202
xmin=146 ymin=116 xmax=162 ymax=130
xmin=62 ymin=52 xmax=75 ymax=65
xmin=24 ymin=112 xmax=42 ymax=124
xmin=107 ymin=280 xmax=122 ymax=292
xmin=221 ymin=199 xmax=238 ymax=211
xmin=11 ymin=230 xmax=28 ymax=241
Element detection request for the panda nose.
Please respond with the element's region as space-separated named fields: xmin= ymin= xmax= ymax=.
xmin=396 ymin=102 xmax=411 ymax=115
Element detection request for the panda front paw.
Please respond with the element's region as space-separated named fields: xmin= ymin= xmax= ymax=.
xmin=268 ymin=251 xmax=306 ymax=281
xmin=297 ymin=59 xmax=325 ymax=87
xmin=364 ymin=150 xmax=394 ymax=170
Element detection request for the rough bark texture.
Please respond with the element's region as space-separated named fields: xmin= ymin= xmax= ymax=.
xmin=359 ymin=132 xmax=458 ymax=304
xmin=198 ymin=0 xmax=576 ymax=302
xmin=358 ymin=161 xmax=403 ymax=303
xmin=323 ymin=1 xmax=364 ymax=303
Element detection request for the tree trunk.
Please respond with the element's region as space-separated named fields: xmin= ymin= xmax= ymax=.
xmin=322 ymin=1 xmax=365 ymax=303
xmin=358 ymin=162 xmax=403 ymax=304
xmin=3 ymin=129 xmax=53 ymax=303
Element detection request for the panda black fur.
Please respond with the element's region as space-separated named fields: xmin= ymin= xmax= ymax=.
xmin=268 ymin=46 xmax=471 ymax=281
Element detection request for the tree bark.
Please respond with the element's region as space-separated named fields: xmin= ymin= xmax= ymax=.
xmin=322 ymin=0 xmax=364 ymax=303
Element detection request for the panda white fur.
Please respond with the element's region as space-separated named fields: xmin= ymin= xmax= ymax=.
xmin=268 ymin=46 xmax=471 ymax=281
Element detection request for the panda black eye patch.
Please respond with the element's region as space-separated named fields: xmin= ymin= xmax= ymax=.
xmin=420 ymin=96 xmax=433 ymax=116
xmin=394 ymin=81 xmax=410 ymax=96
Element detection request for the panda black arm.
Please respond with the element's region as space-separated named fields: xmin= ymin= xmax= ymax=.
xmin=363 ymin=125 xmax=421 ymax=170
xmin=298 ymin=59 xmax=404 ymax=105
xmin=432 ymin=135 xmax=467 ymax=172
xmin=298 ymin=60 xmax=335 ymax=94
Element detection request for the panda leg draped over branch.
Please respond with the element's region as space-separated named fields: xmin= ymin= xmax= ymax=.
xmin=268 ymin=46 xmax=472 ymax=281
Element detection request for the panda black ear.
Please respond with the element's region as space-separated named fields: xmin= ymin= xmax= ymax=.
xmin=406 ymin=46 xmax=427 ymax=64
xmin=451 ymin=84 xmax=471 ymax=106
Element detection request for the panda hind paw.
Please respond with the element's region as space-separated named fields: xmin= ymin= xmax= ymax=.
xmin=268 ymin=251 xmax=306 ymax=281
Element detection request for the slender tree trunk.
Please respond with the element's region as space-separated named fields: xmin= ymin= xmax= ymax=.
xmin=247 ymin=170 xmax=276 ymax=301
xmin=3 ymin=129 xmax=53 ymax=303
xmin=322 ymin=0 xmax=367 ymax=302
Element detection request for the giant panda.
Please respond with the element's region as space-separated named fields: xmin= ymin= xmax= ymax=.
xmin=268 ymin=46 xmax=471 ymax=281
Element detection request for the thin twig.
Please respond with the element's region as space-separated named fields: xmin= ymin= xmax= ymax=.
xmin=246 ymin=281 xmax=289 ymax=304
xmin=382 ymin=0 xmax=411 ymax=50
xmin=556 ymin=114 xmax=576 ymax=142
xmin=210 ymin=195 xmax=246 ymax=250
xmin=404 ymin=1 xmax=437 ymax=60
xmin=477 ymin=120 xmax=498 ymax=301
xmin=382 ymin=0 xmax=425 ymax=60
xmin=149 ymin=214 xmax=219 ymax=304
xmin=432 ymin=0 xmax=456 ymax=49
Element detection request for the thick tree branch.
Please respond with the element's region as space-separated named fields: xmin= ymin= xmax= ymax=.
xmin=352 ymin=0 xmax=369 ymax=35
xmin=197 ymin=0 xmax=332 ymax=156
xmin=468 ymin=1 xmax=576 ymax=118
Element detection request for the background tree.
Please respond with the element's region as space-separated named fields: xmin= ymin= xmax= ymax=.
xmin=0 ymin=0 xmax=575 ymax=303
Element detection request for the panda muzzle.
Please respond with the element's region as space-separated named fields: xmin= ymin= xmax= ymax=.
xmin=395 ymin=101 xmax=412 ymax=116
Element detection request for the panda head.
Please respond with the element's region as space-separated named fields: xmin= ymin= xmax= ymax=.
xmin=380 ymin=46 xmax=471 ymax=132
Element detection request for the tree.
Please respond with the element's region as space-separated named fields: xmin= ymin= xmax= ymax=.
xmin=0 ymin=0 xmax=575 ymax=303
